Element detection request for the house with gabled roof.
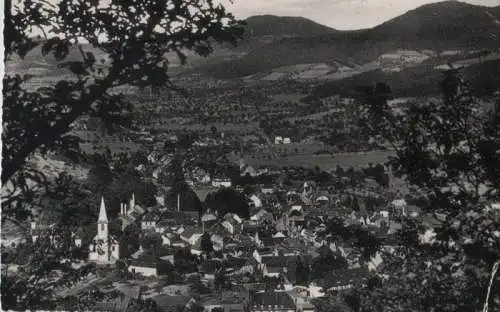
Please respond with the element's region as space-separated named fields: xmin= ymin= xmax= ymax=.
xmin=287 ymin=207 xmax=305 ymax=230
xmin=180 ymin=226 xmax=203 ymax=246
xmin=160 ymin=232 xmax=172 ymax=246
xmin=128 ymin=259 xmax=158 ymax=277
xmin=272 ymin=232 xmax=286 ymax=239
xmin=30 ymin=222 xmax=57 ymax=244
xmin=230 ymin=237 xmax=257 ymax=258
xmin=300 ymin=229 xmax=316 ymax=244
xmin=261 ymin=185 xmax=275 ymax=195
xmin=200 ymin=258 xmax=223 ymax=280
xmin=249 ymin=291 xmax=296 ymax=312
xmin=261 ymin=256 xmax=298 ymax=281
xmin=152 ymin=294 xmax=197 ymax=311
xmin=155 ymin=219 xmax=178 ymax=234
xmin=128 ymin=247 xmax=177 ymax=277
xmin=250 ymin=194 xmax=263 ymax=208
xmin=222 ymin=218 xmax=243 ymax=235
xmin=322 ymin=268 xmax=371 ymax=292
xmin=224 ymin=213 xmax=243 ymax=224
xmin=201 ymin=212 xmax=217 ymax=230
xmin=253 ymin=247 xmax=274 ymax=264
xmin=212 ymin=178 xmax=232 ymax=188
xmin=222 ymin=236 xmax=239 ymax=250
xmin=201 ymin=291 xmax=249 ymax=312
xmin=71 ymin=229 xmax=84 ymax=247
xmin=141 ymin=211 xmax=160 ymax=231
xmin=242 ymin=223 xmax=259 ymax=236
xmin=251 ymin=209 xmax=273 ymax=223
xmin=170 ymin=235 xmax=188 ymax=248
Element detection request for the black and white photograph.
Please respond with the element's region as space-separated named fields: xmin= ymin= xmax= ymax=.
xmin=2 ymin=0 xmax=500 ymax=311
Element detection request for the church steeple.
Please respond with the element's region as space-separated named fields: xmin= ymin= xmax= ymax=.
xmin=97 ymin=196 xmax=109 ymax=240
xmin=89 ymin=196 xmax=120 ymax=264
xmin=98 ymin=196 xmax=108 ymax=223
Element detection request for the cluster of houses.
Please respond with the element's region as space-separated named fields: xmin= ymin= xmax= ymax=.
xmin=274 ymin=136 xmax=292 ymax=145
xmin=26 ymin=164 xmax=461 ymax=312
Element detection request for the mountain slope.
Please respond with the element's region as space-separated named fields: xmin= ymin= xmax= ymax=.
xmin=198 ymin=1 xmax=500 ymax=78
xmin=371 ymin=1 xmax=500 ymax=43
xmin=306 ymin=58 xmax=500 ymax=99
xmin=244 ymin=15 xmax=337 ymax=38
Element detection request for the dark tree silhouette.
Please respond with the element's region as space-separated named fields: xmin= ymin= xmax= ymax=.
xmin=352 ymin=69 xmax=500 ymax=311
xmin=311 ymin=250 xmax=348 ymax=279
xmin=140 ymin=232 xmax=162 ymax=252
xmin=2 ymin=0 xmax=244 ymax=309
xmin=204 ymin=188 xmax=250 ymax=219
xmin=200 ymin=232 xmax=214 ymax=255
xmin=295 ymin=256 xmax=310 ymax=286
xmin=120 ymin=223 xmax=141 ymax=258
xmin=3 ymin=0 xmax=244 ymax=216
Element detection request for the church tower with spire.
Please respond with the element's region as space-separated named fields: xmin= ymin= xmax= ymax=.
xmin=89 ymin=197 xmax=120 ymax=264
xmin=97 ymin=196 xmax=109 ymax=240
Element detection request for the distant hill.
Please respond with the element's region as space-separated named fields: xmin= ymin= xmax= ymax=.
xmin=9 ymin=1 xmax=500 ymax=81
xmin=244 ymin=15 xmax=337 ymax=38
xmin=198 ymin=1 xmax=500 ymax=78
xmin=306 ymin=58 xmax=500 ymax=100
xmin=370 ymin=1 xmax=500 ymax=44
xmin=5 ymin=43 xmax=107 ymax=75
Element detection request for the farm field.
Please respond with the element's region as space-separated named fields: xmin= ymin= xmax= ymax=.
xmin=244 ymin=150 xmax=395 ymax=171
xmin=159 ymin=122 xmax=260 ymax=133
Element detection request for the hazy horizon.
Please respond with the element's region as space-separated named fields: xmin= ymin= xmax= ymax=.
xmin=23 ymin=0 xmax=500 ymax=39
xmin=223 ymin=0 xmax=500 ymax=30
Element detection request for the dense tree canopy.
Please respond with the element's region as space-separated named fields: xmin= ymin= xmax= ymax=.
xmin=295 ymin=255 xmax=311 ymax=286
xmin=2 ymin=0 xmax=244 ymax=216
xmin=311 ymin=249 xmax=348 ymax=280
xmin=140 ymin=232 xmax=162 ymax=253
xmin=352 ymin=69 xmax=500 ymax=311
xmin=200 ymin=232 xmax=214 ymax=255
xmin=1 ymin=0 xmax=244 ymax=309
xmin=204 ymin=188 xmax=250 ymax=219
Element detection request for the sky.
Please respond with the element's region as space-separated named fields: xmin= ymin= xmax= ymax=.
xmin=222 ymin=0 xmax=500 ymax=30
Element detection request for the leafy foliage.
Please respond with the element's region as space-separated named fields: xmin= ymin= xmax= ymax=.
xmin=1 ymin=233 xmax=96 ymax=310
xmin=311 ymin=249 xmax=348 ymax=280
xmin=3 ymin=0 xmax=244 ymax=216
xmin=204 ymin=188 xmax=250 ymax=219
xmin=2 ymin=0 xmax=244 ymax=309
xmin=295 ymin=255 xmax=311 ymax=286
xmin=320 ymin=217 xmax=380 ymax=261
xmin=140 ymin=232 xmax=163 ymax=252
xmin=353 ymin=69 xmax=500 ymax=311
xmin=174 ymin=248 xmax=199 ymax=274
xmin=200 ymin=232 xmax=214 ymax=255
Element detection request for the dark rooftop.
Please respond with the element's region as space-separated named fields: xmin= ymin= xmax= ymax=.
xmin=250 ymin=291 xmax=296 ymax=310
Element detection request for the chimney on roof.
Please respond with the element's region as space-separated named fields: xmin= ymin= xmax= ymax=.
xmin=129 ymin=193 xmax=135 ymax=211
xmin=177 ymin=193 xmax=181 ymax=212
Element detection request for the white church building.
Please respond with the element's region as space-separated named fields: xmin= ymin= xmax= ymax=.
xmin=88 ymin=197 xmax=120 ymax=264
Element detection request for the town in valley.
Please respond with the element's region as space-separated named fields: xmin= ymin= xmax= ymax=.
xmin=2 ymin=0 xmax=500 ymax=311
